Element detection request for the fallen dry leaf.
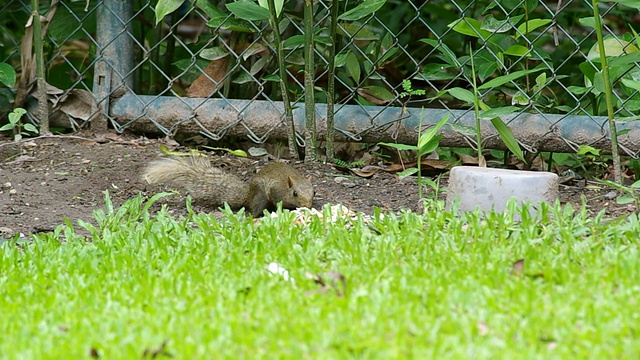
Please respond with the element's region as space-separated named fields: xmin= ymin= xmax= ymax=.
xmin=477 ymin=322 xmax=489 ymax=336
xmin=512 ymin=259 xmax=525 ymax=277
xmin=349 ymin=165 xmax=384 ymax=178
xmin=142 ymin=339 xmax=172 ymax=359
xmin=305 ymin=271 xmax=347 ymax=297
xmin=186 ymin=57 xmax=229 ymax=98
xmin=356 ymin=88 xmax=392 ymax=105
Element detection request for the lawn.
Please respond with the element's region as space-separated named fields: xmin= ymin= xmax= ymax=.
xmin=1 ymin=192 xmax=640 ymax=359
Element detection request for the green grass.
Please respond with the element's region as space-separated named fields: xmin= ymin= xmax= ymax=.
xmin=2 ymin=192 xmax=640 ymax=359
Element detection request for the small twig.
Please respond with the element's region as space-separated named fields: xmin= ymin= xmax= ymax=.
xmin=0 ymin=134 xmax=103 ymax=148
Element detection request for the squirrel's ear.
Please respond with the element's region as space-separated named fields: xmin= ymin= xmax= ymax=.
xmin=288 ymin=176 xmax=294 ymax=188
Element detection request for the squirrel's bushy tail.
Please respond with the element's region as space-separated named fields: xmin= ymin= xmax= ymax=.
xmin=142 ymin=156 xmax=248 ymax=208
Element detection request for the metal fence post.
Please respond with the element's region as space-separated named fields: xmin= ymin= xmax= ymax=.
xmin=93 ymin=0 xmax=134 ymax=132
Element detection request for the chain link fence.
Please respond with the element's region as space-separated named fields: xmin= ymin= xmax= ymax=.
xmin=2 ymin=0 xmax=640 ymax=156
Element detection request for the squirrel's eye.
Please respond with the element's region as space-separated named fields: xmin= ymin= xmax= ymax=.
xmin=293 ymin=190 xmax=298 ymax=197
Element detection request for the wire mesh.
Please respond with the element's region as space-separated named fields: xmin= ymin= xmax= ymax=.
xmin=2 ymin=0 xmax=640 ymax=156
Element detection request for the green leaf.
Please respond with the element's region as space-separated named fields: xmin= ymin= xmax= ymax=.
xmin=379 ymin=47 xmax=398 ymax=63
xmin=249 ymin=55 xmax=270 ymax=75
xmin=419 ymin=39 xmax=459 ymax=68
xmin=490 ymin=117 xmax=525 ymax=162
xmin=232 ymin=71 xmax=254 ymax=84
xmin=346 ymin=52 xmax=361 ymax=83
xmin=0 ymin=63 xmax=16 ymax=88
xmin=512 ymin=91 xmax=530 ymax=106
xmin=609 ymin=50 xmax=640 ymax=67
xmin=283 ymin=35 xmax=305 ymax=49
xmin=578 ymin=17 xmax=596 ymax=29
xmin=257 ymin=0 xmax=284 ymax=17
xmin=480 ymin=14 xmax=524 ymax=33
xmin=8 ymin=108 xmax=26 ymax=123
xmin=621 ymin=78 xmax=640 ymax=91
xmin=579 ymin=61 xmax=597 ymax=81
xmin=478 ymin=68 xmax=545 ymax=90
xmin=515 ymin=19 xmax=552 ymax=38
xmin=616 ymin=194 xmax=635 ymax=204
xmin=397 ymin=167 xmax=419 ymax=178
xmin=480 ymin=106 xmax=520 ymax=119
xmin=533 ymin=72 xmax=547 ymax=94
xmin=226 ymin=1 xmax=270 ymax=21
xmin=195 ymin=0 xmax=227 ymax=18
xmin=359 ymin=85 xmax=394 ymax=102
xmin=418 ymin=114 xmax=450 ymax=153
xmin=155 ymin=0 xmax=184 ymax=25
xmin=587 ymin=38 xmax=639 ymax=60
xmin=0 ymin=123 xmax=14 ymax=131
xmin=567 ymin=85 xmax=589 ymax=95
xmin=448 ymin=123 xmax=477 ymax=137
xmin=200 ymin=47 xmax=229 ymax=61
xmin=477 ymin=61 xmax=499 ymax=82
xmin=601 ymin=0 xmax=640 ymax=8
xmin=378 ymin=142 xmax=418 ymax=151
xmin=631 ymin=180 xmax=640 ymax=188
xmin=337 ymin=23 xmax=378 ymax=41
xmin=339 ymin=0 xmax=387 ymax=21
xmin=262 ymin=74 xmax=280 ymax=82
xmin=577 ymin=145 xmax=599 ymax=155
xmin=448 ymin=18 xmax=491 ymax=40
xmin=421 ymin=64 xmax=457 ymax=81
xmin=207 ymin=17 xmax=256 ymax=33
xmin=593 ymin=73 xmax=605 ymax=93
xmin=447 ymin=88 xmax=476 ymax=104
xmin=23 ymin=123 xmax=39 ymax=134
xmin=334 ymin=52 xmax=348 ymax=67
xmin=419 ymin=135 xmax=444 ymax=155
xmin=503 ymin=45 xmax=531 ymax=57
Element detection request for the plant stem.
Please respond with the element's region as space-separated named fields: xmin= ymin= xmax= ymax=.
xmin=325 ymin=0 xmax=339 ymax=162
xmin=31 ymin=0 xmax=49 ymax=134
xmin=470 ymin=46 xmax=482 ymax=166
xmin=592 ymin=0 xmax=621 ymax=183
xmin=303 ymin=0 xmax=316 ymax=161
xmin=267 ymin=0 xmax=299 ymax=160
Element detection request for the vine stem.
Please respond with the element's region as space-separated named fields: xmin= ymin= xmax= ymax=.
xmin=592 ymin=0 xmax=621 ymax=183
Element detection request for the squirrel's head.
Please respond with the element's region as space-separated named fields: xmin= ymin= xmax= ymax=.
xmin=282 ymin=175 xmax=314 ymax=209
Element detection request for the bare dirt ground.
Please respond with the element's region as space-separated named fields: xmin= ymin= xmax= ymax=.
xmin=0 ymin=133 xmax=636 ymax=237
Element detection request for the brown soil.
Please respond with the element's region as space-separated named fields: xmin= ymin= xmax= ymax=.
xmin=0 ymin=134 xmax=636 ymax=237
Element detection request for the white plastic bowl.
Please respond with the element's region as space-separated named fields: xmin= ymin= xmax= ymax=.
xmin=445 ymin=166 xmax=559 ymax=215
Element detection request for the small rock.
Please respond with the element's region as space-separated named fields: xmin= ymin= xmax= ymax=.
xmin=334 ymin=176 xmax=356 ymax=188
xmin=604 ymin=191 xmax=618 ymax=200
xmin=334 ymin=176 xmax=349 ymax=184
xmin=0 ymin=227 xmax=16 ymax=238
xmin=3 ymin=182 xmax=11 ymax=188
xmin=9 ymin=189 xmax=17 ymax=195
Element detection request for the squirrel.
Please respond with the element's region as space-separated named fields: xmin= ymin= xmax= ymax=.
xmin=142 ymin=156 xmax=314 ymax=217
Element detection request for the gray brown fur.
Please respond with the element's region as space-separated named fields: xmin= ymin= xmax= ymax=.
xmin=142 ymin=156 xmax=314 ymax=216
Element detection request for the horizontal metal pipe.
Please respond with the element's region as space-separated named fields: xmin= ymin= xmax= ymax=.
xmin=111 ymin=93 xmax=639 ymax=155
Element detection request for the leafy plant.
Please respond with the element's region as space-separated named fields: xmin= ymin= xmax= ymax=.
xmin=398 ymin=79 xmax=426 ymax=109
xmin=379 ymin=112 xmax=449 ymax=200
xmin=0 ymin=62 xmax=17 ymax=116
xmin=570 ymin=0 xmax=640 ymax=183
xmin=0 ymin=108 xmax=38 ymax=141
xmin=599 ymin=179 xmax=640 ymax=206
xmin=333 ymin=158 xmax=366 ymax=168
xmin=428 ymin=45 xmax=527 ymax=166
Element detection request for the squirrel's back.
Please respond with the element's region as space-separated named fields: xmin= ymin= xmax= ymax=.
xmin=142 ymin=156 xmax=247 ymax=208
